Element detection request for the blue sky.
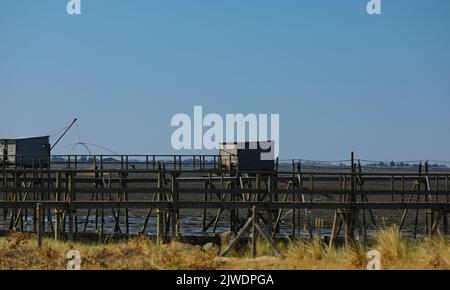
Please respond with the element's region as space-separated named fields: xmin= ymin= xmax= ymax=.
xmin=1 ymin=0 xmax=449 ymax=161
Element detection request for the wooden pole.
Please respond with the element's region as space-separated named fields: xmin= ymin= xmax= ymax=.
xmin=267 ymin=174 xmax=273 ymax=237
xmin=170 ymin=173 xmax=178 ymax=241
xmin=348 ymin=152 xmax=356 ymax=243
xmin=68 ymin=174 xmax=74 ymax=242
xmin=54 ymin=172 xmax=61 ymax=240
xmin=100 ymin=156 xmax=105 ymax=234
xmin=124 ymin=172 xmax=129 ymax=235
xmin=36 ymin=203 xmax=42 ymax=249
xmin=156 ymin=172 xmax=163 ymax=245
xmin=291 ymin=178 xmax=296 ymax=238
xmin=413 ymin=163 xmax=422 ymax=239
xmin=446 ymin=176 xmax=449 ymax=235
xmin=254 ymin=223 xmax=281 ymax=256
xmin=252 ymin=206 xmax=258 ymax=258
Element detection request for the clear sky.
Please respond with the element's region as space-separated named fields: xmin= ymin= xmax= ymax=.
xmin=1 ymin=0 xmax=449 ymax=161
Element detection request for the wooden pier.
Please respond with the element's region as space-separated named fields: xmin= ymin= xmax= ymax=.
xmin=1 ymin=154 xmax=449 ymax=256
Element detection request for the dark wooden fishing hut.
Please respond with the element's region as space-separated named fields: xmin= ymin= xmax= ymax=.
xmin=219 ymin=141 xmax=275 ymax=171
xmin=0 ymin=136 xmax=51 ymax=168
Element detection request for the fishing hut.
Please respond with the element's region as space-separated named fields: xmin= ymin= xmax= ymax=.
xmin=0 ymin=136 xmax=51 ymax=168
xmin=219 ymin=141 xmax=276 ymax=171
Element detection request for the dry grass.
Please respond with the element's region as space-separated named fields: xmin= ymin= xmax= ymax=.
xmin=1 ymin=227 xmax=450 ymax=270
xmin=0 ymin=232 xmax=221 ymax=270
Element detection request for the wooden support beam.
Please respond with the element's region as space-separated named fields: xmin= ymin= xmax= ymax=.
xmin=68 ymin=174 xmax=74 ymax=242
xmin=36 ymin=203 xmax=42 ymax=249
xmin=156 ymin=172 xmax=164 ymax=245
xmin=220 ymin=215 xmax=253 ymax=257
xmin=252 ymin=206 xmax=257 ymax=258
xmin=254 ymin=222 xmax=281 ymax=256
xmin=54 ymin=172 xmax=61 ymax=240
xmin=170 ymin=174 xmax=178 ymax=241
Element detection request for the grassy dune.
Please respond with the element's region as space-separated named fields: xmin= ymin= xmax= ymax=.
xmin=0 ymin=227 xmax=449 ymax=270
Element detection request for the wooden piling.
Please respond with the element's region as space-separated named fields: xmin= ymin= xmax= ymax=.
xmin=252 ymin=206 xmax=258 ymax=258
xmin=54 ymin=172 xmax=61 ymax=240
xmin=36 ymin=203 xmax=42 ymax=249
xmin=267 ymin=174 xmax=273 ymax=238
xmin=170 ymin=173 xmax=178 ymax=241
xmin=156 ymin=172 xmax=164 ymax=245
xmin=68 ymin=174 xmax=74 ymax=242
